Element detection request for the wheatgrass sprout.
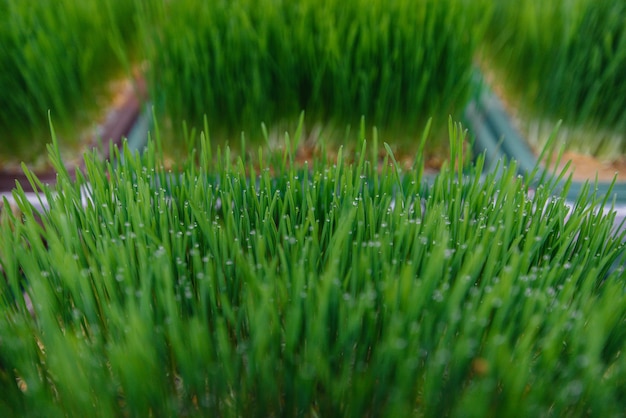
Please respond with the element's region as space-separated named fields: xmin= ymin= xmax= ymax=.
xmin=0 ymin=118 xmax=625 ymax=416
xmin=0 ymin=0 xmax=138 ymax=161
xmin=483 ymin=0 xmax=626 ymax=154
xmin=141 ymin=0 xmax=485 ymax=150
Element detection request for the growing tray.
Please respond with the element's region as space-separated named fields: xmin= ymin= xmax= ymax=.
xmin=0 ymin=77 xmax=149 ymax=193
xmin=464 ymin=72 xmax=626 ymax=206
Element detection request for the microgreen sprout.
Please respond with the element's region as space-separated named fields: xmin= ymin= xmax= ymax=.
xmin=1 ymin=117 xmax=625 ymax=416
xmin=141 ymin=0 xmax=484 ymax=153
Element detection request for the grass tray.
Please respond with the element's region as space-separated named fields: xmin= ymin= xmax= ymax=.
xmin=1 ymin=118 xmax=625 ymax=416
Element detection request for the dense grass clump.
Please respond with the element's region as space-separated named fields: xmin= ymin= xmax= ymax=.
xmin=142 ymin=0 xmax=483 ymax=148
xmin=483 ymin=0 xmax=626 ymax=154
xmin=0 ymin=119 xmax=625 ymax=416
xmin=0 ymin=0 xmax=138 ymax=160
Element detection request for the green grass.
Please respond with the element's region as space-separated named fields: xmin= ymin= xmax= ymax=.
xmin=0 ymin=0 xmax=138 ymax=162
xmin=1 ymin=118 xmax=625 ymax=416
xmin=141 ymin=0 xmax=484 ymax=154
xmin=482 ymin=0 xmax=626 ymax=155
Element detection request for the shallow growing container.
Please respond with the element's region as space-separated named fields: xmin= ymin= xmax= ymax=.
xmin=1 ymin=118 xmax=626 ymax=416
xmin=474 ymin=0 xmax=626 ymax=186
xmin=139 ymin=0 xmax=485 ymax=163
xmin=0 ymin=0 xmax=143 ymax=191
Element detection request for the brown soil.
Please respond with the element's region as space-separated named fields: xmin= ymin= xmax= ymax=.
xmin=545 ymin=151 xmax=626 ymax=182
xmin=161 ymin=119 xmax=450 ymax=176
